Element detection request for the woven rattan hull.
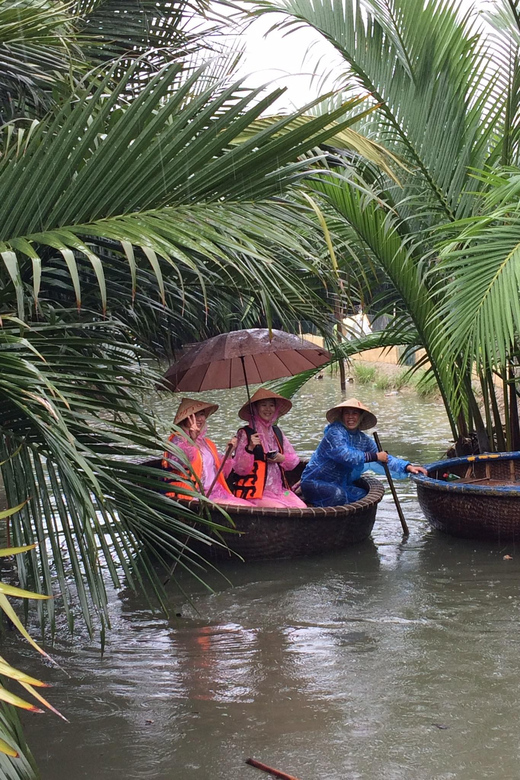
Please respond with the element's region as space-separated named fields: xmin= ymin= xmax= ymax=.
xmin=411 ymin=452 xmax=520 ymax=540
xmin=186 ymin=475 xmax=384 ymax=560
xmin=147 ymin=457 xmax=384 ymax=560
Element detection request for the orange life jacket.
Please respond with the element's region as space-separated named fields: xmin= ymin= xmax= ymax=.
xmin=162 ymin=434 xmax=232 ymax=500
xmin=232 ymin=425 xmax=289 ymax=500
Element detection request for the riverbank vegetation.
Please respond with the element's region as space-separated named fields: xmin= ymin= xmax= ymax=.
xmin=349 ymin=363 xmax=438 ymax=398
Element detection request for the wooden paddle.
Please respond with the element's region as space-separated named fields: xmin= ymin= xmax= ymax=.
xmin=206 ymin=442 xmax=234 ymax=498
xmin=246 ymin=758 xmax=301 ymax=780
xmin=373 ymin=431 xmax=409 ymax=536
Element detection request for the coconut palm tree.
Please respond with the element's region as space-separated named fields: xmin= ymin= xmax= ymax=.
xmin=251 ymin=0 xmax=520 ymax=453
xmin=429 ymin=1 xmax=520 ymax=451
xmin=0 ymin=0 xmax=385 ymax=610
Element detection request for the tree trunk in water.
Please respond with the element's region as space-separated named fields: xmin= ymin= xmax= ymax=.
xmin=466 ymin=380 xmax=490 ymax=454
xmin=487 ymin=371 xmax=506 ymax=451
xmin=334 ymin=304 xmax=346 ymax=394
xmin=478 ymin=368 xmax=495 ymax=451
xmin=509 ymin=362 xmax=520 ymax=451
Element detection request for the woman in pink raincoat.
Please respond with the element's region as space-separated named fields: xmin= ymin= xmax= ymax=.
xmin=232 ymin=388 xmax=306 ymax=508
xmin=162 ymin=397 xmax=251 ymax=506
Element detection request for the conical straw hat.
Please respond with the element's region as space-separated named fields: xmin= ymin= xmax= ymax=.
xmin=326 ymin=397 xmax=377 ymax=430
xmin=238 ymin=387 xmax=292 ymax=422
xmin=174 ymin=397 xmax=219 ymax=426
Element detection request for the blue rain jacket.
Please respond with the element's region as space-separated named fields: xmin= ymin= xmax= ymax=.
xmin=301 ymin=421 xmax=410 ymax=507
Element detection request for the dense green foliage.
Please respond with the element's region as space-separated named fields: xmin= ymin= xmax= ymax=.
xmin=255 ymin=0 xmax=520 ymax=454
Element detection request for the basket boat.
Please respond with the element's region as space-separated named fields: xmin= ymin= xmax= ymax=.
xmin=147 ymin=459 xmax=384 ymax=560
xmin=410 ymin=452 xmax=520 ymax=540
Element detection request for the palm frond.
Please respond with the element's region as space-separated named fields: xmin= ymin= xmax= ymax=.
xmin=0 ymin=0 xmax=81 ymax=120
xmin=0 ymin=59 xmax=376 ymax=321
xmin=0 ymin=703 xmax=37 ymax=779
xmin=304 ymin=169 xmax=462 ymax=434
xmin=230 ymin=94 xmax=405 ymax=181
xmin=435 ymin=196 xmax=520 ymax=371
xmin=0 ymin=533 xmax=68 ymax=776
xmin=0 ymin=318 xmax=243 ymax=633
xmin=74 ymin=0 xmax=222 ymax=82
xmin=252 ymin=0 xmax=502 ymax=219
xmin=270 ymin=325 xmax=420 ymax=397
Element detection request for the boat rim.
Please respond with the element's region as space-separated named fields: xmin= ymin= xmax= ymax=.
xmin=410 ymin=451 xmax=520 ymax=496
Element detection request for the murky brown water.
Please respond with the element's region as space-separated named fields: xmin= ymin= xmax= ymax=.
xmin=14 ymin=375 xmax=520 ymax=779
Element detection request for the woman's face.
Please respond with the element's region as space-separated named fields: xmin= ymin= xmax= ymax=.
xmin=341 ymin=407 xmax=362 ymax=430
xmin=256 ymin=399 xmax=277 ymax=423
xmin=181 ymin=410 xmax=207 ymax=435
xmin=193 ymin=411 xmax=207 ymax=427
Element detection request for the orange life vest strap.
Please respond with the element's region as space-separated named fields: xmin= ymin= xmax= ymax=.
xmin=233 ymin=425 xmax=289 ymax=499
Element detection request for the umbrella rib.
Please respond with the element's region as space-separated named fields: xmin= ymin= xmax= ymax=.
xmin=277 ymin=353 xmax=291 ymax=373
xmin=201 ymin=362 xmax=213 ymax=392
xmin=251 ymin=353 xmax=262 ymax=383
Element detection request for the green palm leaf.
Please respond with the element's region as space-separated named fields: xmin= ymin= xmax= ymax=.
xmin=75 ymin=0 xmax=219 ymax=70
xmin=0 ymin=532 xmax=68 ymax=775
xmin=0 ymin=703 xmax=36 ymax=778
xmin=0 ymin=59 xmax=377 ymax=319
xmin=303 ymin=169 xmax=462 ymax=434
xmin=0 ymin=319 xmax=242 ymax=631
xmin=230 ymin=98 xmax=405 ymax=182
xmin=0 ymin=0 xmax=82 ymax=119
xmin=252 ymin=0 xmax=501 ymax=218
xmin=435 ymin=196 xmax=520 ymax=371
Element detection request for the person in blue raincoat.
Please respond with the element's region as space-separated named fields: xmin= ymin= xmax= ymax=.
xmin=300 ymin=398 xmax=427 ymax=507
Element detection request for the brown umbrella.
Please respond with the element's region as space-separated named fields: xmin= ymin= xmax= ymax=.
xmin=161 ymin=328 xmax=331 ymax=497
xmin=161 ymin=328 xmax=330 ymax=395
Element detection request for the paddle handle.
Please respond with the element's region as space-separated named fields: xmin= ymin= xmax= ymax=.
xmin=246 ymin=758 xmax=301 ymax=780
xmin=206 ymin=442 xmax=234 ymax=498
xmin=373 ymin=432 xmax=409 ymax=536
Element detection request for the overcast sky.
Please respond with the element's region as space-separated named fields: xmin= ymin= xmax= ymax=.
xmin=230 ymin=12 xmax=342 ymax=110
xmin=231 ymin=0 xmax=490 ymax=110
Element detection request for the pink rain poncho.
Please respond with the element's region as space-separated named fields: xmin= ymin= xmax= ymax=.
xmin=232 ymin=405 xmax=306 ymax=509
xmin=165 ymin=426 xmax=251 ymax=507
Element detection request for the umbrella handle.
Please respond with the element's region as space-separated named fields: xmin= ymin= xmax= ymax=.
xmin=373 ymin=432 xmax=409 ymax=536
xmin=206 ymin=443 xmax=234 ymax=498
xmin=240 ymin=355 xmax=255 ymax=432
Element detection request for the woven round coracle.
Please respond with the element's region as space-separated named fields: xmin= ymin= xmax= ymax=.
xmin=238 ymin=387 xmax=292 ymax=422
xmin=411 ymin=452 xmax=520 ymax=540
xmin=174 ymin=397 xmax=219 ymax=426
xmin=142 ymin=457 xmax=385 ymax=560
xmin=326 ymin=398 xmax=377 ymax=429
xmin=174 ymin=475 xmax=383 ymax=560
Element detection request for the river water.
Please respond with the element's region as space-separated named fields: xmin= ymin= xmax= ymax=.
xmin=15 ymin=375 xmax=520 ymax=779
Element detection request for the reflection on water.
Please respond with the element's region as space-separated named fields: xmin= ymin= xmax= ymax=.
xmin=18 ymin=376 xmax=520 ymax=779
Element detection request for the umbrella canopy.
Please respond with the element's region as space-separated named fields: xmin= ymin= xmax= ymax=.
xmin=161 ymin=329 xmax=330 ymax=392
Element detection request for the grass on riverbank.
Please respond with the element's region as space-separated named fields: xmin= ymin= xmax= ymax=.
xmin=349 ymin=361 xmax=439 ymax=398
